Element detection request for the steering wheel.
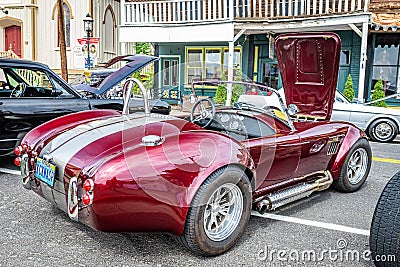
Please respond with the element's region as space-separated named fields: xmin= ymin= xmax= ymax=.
xmin=190 ymin=98 xmax=216 ymax=128
xmin=10 ymin=83 xmax=26 ymax=98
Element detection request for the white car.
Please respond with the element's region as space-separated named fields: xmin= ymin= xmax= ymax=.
xmin=239 ymin=90 xmax=400 ymax=142
xmin=332 ymin=91 xmax=400 ymax=142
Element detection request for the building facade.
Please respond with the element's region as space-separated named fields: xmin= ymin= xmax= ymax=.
xmin=116 ymin=0 xmax=370 ymax=103
xmin=1 ymin=0 xmax=399 ymax=104
xmin=0 ymin=0 xmax=92 ymax=73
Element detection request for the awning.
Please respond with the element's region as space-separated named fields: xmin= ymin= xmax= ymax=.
xmin=370 ymin=1 xmax=400 ymax=31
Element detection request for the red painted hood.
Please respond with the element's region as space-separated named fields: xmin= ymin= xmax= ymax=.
xmin=275 ymin=33 xmax=341 ymax=120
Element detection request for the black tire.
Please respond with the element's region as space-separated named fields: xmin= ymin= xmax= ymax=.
xmin=177 ymin=166 xmax=252 ymax=256
xmin=370 ymin=172 xmax=400 ymax=267
xmin=368 ymin=119 xmax=398 ymax=143
xmin=332 ymin=138 xmax=372 ymax=192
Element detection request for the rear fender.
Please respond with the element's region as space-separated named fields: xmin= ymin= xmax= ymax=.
xmin=89 ymin=130 xmax=255 ymax=235
xmin=329 ymin=126 xmax=365 ymax=180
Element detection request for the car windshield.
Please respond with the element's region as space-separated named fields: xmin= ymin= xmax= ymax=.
xmin=190 ymin=80 xmax=290 ymax=124
xmin=335 ymin=90 xmax=350 ymax=104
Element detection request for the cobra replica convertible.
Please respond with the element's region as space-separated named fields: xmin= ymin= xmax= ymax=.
xmin=15 ymin=33 xmax=371 ymax=256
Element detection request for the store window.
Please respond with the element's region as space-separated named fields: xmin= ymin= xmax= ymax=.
xmin=187 ymin=49 xmax=203 ymax=84
xmin=186 ymin=47 xmax=241 ymax=84
xmin=223 ymin=48 xmax=241 ymax=77
xmin=340 ymin=50 xmax=351 ymax=65
xmin=372 ymin=45 xmax=400 ymax=97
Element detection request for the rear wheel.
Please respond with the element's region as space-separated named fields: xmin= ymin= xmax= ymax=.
xmin=370 ymin=172 xmax=400 ymax=266
xmin=368 ymin=119 xmax=398 ymax=142
xmin=178 ymin=166 xmax=252 ymax=256
xmin=332 ymin=138 xmax=371 ymax=192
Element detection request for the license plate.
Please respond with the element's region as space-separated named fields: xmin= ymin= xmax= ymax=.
xmin=35 ymin=157 xmax=56 ymax=187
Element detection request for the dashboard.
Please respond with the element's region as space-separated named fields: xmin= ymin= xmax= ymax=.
xmin=210 ymin=111 xmax=276 ymax=140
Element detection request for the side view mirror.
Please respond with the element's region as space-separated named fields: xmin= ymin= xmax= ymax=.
xmin=287 ymin=104 xmax=299 ymax=116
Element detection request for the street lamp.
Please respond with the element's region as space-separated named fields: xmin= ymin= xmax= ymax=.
xmin=83 ymin=13 xmax=93 ymax=69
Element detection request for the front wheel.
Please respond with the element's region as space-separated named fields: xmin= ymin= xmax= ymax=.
xmin=332 ymin=138 xmax=371 ymax=192
xmin=368 ymin=119 xmax=398 ymax=142
xmin=370 ymin=172 xmax=400 ymax=266
xmin=178 ymin=166 xmax=252 ymax=256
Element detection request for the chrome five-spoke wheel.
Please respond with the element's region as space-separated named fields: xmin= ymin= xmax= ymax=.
xmin=178 ymin=166 xmax=251 ymax=256
xmin=347 ymin=148 xmax=368 ymax=185
xmin=203 ymin=183 xmax=243 ymax=241
xmin=333 ymin=138 xmax=372 ymax=192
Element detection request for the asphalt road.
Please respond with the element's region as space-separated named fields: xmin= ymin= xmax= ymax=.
xmin=0 ymin=140 xmax=399 ymax=267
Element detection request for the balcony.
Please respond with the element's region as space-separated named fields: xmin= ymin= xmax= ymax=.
xmin=122 ymin=0 xmax=369 ymax=25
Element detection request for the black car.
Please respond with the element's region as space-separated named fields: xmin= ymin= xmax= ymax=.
xmin=0 ymin=55 xmax=170 ymax=156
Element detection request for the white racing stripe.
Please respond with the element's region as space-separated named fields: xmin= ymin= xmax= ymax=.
xmin=251 ymin=211 xmax=370 ymax=236
xmin=41 ymin=113 xmax=173 ymax=183
xmin=0 ymin=168 xmax=20 ymax=176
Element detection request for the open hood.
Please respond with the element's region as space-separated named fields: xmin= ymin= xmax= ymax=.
xmin=77 ymin=55 xmax=159 ymax=95
xmin=275 ymin=33 xmax=341 ymax=120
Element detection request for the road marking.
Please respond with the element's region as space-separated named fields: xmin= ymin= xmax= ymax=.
xmin=0 ymin=168 xmax=20 ymax=176
xmin=251 ymin=211 xmax=370 ymax=236
xmin=372 ymin=156 xmax=400 ymax=164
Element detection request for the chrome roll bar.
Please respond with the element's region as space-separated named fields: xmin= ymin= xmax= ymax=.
xmin=122 ymin=78 xmax=149 ymax=115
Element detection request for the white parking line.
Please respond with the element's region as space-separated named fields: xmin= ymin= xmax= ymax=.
xmin=251 ymin=211 xmax=370 ymax=236
xmin=0 ymin=168 xmax=20 ymax=176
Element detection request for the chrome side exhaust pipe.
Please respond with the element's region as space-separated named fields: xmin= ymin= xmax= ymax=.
xmin=256 ymin=171 xmax=333 ymax=214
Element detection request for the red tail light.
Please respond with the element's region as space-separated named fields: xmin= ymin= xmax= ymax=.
xmin=82 ymin=193 xmax=92 ymax=206
xmin=14 ymin=146 xmax=22 ymax=156
xmin=83 ymin=179 xmax=94 ymax=192
xmin=14 ymin=157 xmax=21 ymax=167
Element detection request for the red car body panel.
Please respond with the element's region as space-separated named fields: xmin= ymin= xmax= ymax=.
xmin=276 ymin=33 xmax=341 ymax=120
xmin=17 ymin=33 xmax=369 ymax=236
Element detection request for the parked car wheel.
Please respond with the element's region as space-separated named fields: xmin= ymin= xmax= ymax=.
xmin=370 ymin=172 xmax=400 ymax=266
xmin=368 ymin=119 xmax=398 ymax=142
xmin=332 ymin=138 xmax=371 ymax=192
xmin=178 ymin=166 xmax=252 ymax=256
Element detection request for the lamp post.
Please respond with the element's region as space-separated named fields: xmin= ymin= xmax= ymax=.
xmin=83 ymin=13 xmax=93 ymax=69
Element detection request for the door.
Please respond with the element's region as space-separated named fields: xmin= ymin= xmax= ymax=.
xmin=337 ymin=50 xmax=351 ymax=92
xmin=244 ymin=133 xmax=301 ymax=190
xmin=5 ymin=26 xmax=22 ymax=57
xmin=160 ymin=57 xmax=180 ymax=104
xmin=338 ymin=67 xmax=350 ymax=92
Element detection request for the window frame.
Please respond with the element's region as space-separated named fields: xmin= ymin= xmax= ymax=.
xmin=371 ymin=44 xmax=400 ymax=97
xmin=185 ymin=46 xmax=242 ymax=85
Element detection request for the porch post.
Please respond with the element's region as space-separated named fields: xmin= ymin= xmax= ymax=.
xmin=226 ymin=41 xmax=234 ymax=106
xmin=121 ymin=42 xmax=127 ymax=55
xmin=120 ymin=0 xmax=126 ymax=26
xmin=358 ymin=21 xmax=368 ymax=101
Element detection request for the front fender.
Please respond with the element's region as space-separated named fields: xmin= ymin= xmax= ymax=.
xmin=329 ymin=126 xmax=365 ymax=180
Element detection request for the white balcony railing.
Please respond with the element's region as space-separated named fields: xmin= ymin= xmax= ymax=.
xmin=123 ymin=0 xmax=368 ymax=24
xmin=124 ymin=0 xmax=230 ymax=24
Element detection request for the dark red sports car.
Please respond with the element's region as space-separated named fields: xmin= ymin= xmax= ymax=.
xmin=15 ymin=33 xmax=371 ymax=256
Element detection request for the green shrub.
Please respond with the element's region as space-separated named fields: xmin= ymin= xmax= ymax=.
xmin=214 ymin=84 xmax=227 ymax=104
xmin=213 ymin=83 xmax=244 ymax=105
xmin=371 ymin=78 xmax=387 ymax=107
xmin=343 ymin=74 xmax=354 ymax=102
